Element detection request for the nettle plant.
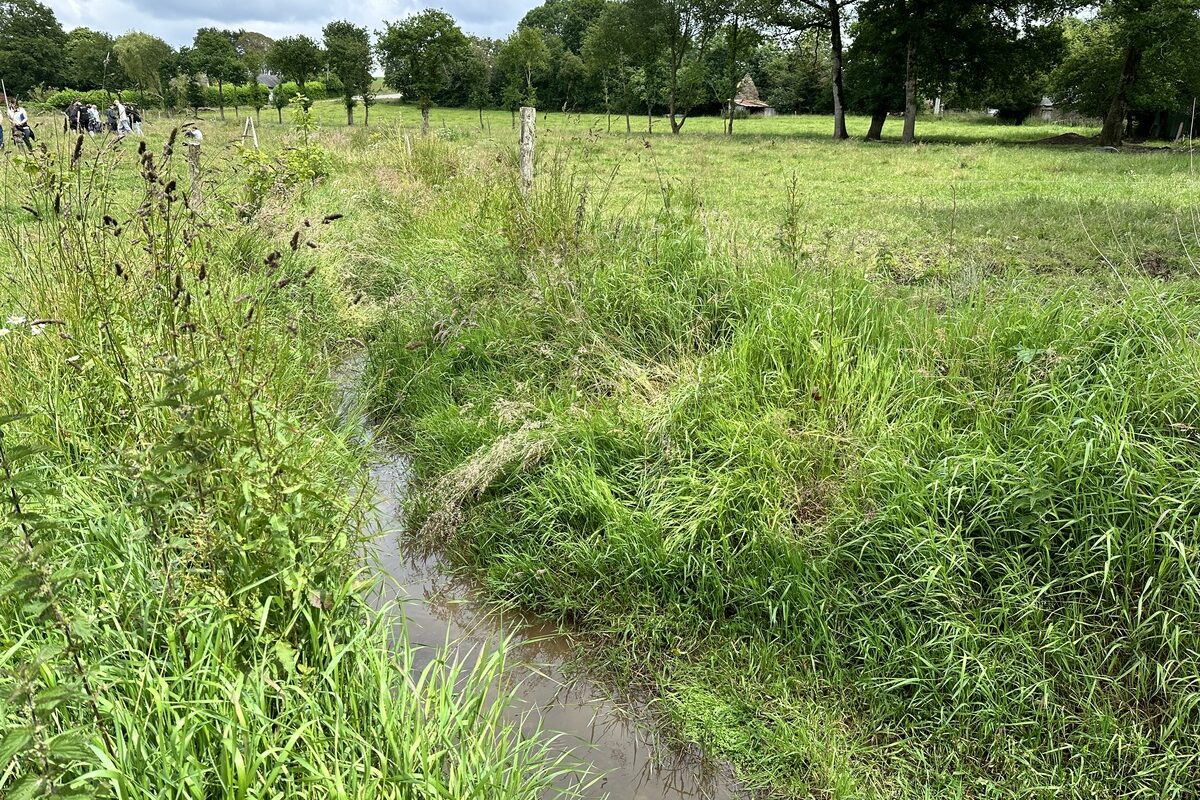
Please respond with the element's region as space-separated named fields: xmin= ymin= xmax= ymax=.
xmin=1 ymin=126 xmax=351 ymax=795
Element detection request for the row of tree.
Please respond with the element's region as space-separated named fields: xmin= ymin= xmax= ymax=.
xmin=1 ymin=0 xmax=1196 ymax=144
xmin=0 ymin=0 xmax=375 ymax=123
xmin=378 ymin=0 xmax=1200 ymax=144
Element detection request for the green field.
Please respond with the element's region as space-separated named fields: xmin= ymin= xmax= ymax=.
xmin=5 ymin=100 xmax=1200 ymax=799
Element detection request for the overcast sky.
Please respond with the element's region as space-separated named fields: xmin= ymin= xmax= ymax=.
xmin=47 ymin=0 xmax=535 ymax=47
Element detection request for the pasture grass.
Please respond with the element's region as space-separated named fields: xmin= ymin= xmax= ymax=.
xmin=8 ymin=100 xmax=1200 ymax=798
xmin=0 ymin=113 xmax=581 ymax=798
xmin=337 ymin=107 xmax=1200 ymax=796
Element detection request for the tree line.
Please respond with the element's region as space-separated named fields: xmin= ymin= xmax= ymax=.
xmin=1 ymin=0 xmax=1196 ymax=144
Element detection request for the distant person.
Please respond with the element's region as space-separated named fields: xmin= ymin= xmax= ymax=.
xmin=86 ymin=104 xmax=101 ymax=135
xmin=8 ymin=103 xmax=33 ymax=151
xmin=65 ymin=100 xmax=83 ymax=132
xmin=105 ymin=104 xmax=118 ymax=133
xmin=129 ymin=104 xmax=143 ymax=136
xmin=115 ymin=98 xmax=131 ymax=136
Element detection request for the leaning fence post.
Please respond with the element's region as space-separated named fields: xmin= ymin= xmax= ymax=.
xmin=186 ymin=142 xmax=202 ymax=210
xmin=519 ymin=106 xmax=536 ymax=197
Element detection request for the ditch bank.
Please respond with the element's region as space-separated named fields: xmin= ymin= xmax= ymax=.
xmin=337 ymin=353 xmax=739 ymax=800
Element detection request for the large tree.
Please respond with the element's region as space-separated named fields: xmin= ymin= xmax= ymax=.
xmin=764 ymin=0 xmax=854 ymax=139
xmin=0 ymin=0 xmax=66 ymax=96
xmin=266 ymin=35 xmax=324 ymax=89
xmin=236 ymin=30 xmax=274 ymax=80
xmin=378 ymin=10 xmax=471 ymax=134
xmin=192 ymin=28 xmax=245 ymax=118
xmin=114 ymin=32 xmax=173 ymax=105
xmin=323 ymin=20 xmax=372 ymax=125
xmin=497 ymin=25 xmax=551 ymax=111
xmin=1094 ymin=0 xmax=1200 ymax=145
xmin=519 ymin=0 xmax=608 ymax=53
xmin=65 ymin=27 xmax=127 ymax=91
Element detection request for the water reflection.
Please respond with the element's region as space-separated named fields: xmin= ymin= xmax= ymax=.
xmin=340 ymin=355 xmax=739 ymax=799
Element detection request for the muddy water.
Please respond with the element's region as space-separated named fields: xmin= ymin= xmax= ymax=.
xmin=340 ymin=358 xmax=739 ymax=800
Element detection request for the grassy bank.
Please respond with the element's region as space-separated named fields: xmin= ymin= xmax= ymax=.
xmin=354 ymin=116 xmax=1200 ymax=797
xmin=0 ymin=112 xmax=578 ymax=798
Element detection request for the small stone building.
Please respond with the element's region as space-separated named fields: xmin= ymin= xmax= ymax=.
xmin=732 ymin=75 xmax=776 ymax=117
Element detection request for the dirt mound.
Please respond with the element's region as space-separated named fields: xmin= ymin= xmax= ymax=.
xmin=1036 ymin=132 xmax=1098 ymax=146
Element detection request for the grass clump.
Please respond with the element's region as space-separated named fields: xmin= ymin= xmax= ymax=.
xmin=363 ymin=130 xmax=1200 ymax=798
xmin=0 ymin=126 xmax=581 ymax=798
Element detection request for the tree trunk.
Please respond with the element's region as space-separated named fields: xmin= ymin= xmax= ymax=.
xmin=828 ymin=0 xmax=848 ymax=140
xmin=479 ymin=106 xmax=484 ymax=130
xmin=866 ymin=108 xmax=887 ymax=140
xmin=1099 ymin=45 xmax=1142 ymax=147
xmin=277 ymin=106 xmax=283 ymax=123
xmin=726 ymin=17 xmax=739 ymax=137
xmin=668 ymin=53 xmax=683 ymax=134
xmin=902 ymin=34 xmax=917 ymax=144
xmin=421 ymin=103 xmax=430 ymax=136
xmin=625 ymin=108 xmax=631 ymax=134
xmin=218 ymin=81 xmax=225 ymax=120
xmin=346 ymin=104 xmax=354 ymax=125
xmin=647 ymin=102 xmax=653 ymax=133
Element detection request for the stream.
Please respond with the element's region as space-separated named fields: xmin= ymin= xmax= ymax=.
xmin=338 ymin=355 xmax=739 ymax=799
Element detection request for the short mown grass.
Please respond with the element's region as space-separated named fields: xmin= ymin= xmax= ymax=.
xmin=352 ymin=113 xmax=1200 ymax=797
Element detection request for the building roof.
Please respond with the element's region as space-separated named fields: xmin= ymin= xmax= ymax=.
xmin=734 ymin=74 xmax=774 ymax=110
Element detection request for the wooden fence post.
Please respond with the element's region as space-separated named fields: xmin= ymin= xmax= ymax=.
xmin=519 ymin=106 xmax=536 ymax=197
xmin=187 ymin=143 xmax=202 ymax=211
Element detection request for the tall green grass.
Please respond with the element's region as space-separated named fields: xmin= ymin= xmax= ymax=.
xmin=0 ymin=128 xmax=580 ymax=798
xmin=364 ymin=134 xmax=1200 ymax=797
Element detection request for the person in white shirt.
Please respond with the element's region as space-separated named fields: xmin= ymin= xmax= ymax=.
xmin=115 ymin=98 xmax=131 ymax=135
xmin=8 ymin=103 xmax=33 ymax=151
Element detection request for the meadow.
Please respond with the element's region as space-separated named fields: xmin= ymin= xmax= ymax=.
xmin=4 ymin=98 xmax=1200 ymax=799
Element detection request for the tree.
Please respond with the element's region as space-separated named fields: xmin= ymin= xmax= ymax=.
xmin=266 ymin=35 xmax=324 ymax=89
xmin=0 ymin=0 xmax=66 ymax=96
xmin=583 ymin=3 xmax=639 ymax=132
xmin=1093 ymin=0 xmax=1200 ymax=145
xmin=844 ymin=11 xmax=905 ymax=139
xmin=964 ymin=21 xmax=1064 ymax=123
xmin=461 ymin=41 xmax=495 ymax=129
xmin=237 ymin=30 xmax=274 ymax=78
xmin=323 ymin=20 xmax=372 ymax=125
xmin=115 ymin=32 xmax=173 ymax=105
xmin=498 ymin=26 xmax=551 ymax=110
xmin=378 ymin=10 xmax=471 ymax=135
xmin=624 ymin=0 xmax=714 ymax=134
xmin=756 ymin=34 xmax=834 ymax=115
xmin=764 ymin=0 xmax=854 ymax=139
xmin=1051 ymin=11 xmax=1200 ymax=140
xmin=193 ymin=28 xmax=244 ymax=119
xmin=65 ymin=27 xmax=127 ymax=91
xmin=703 ymin=12 xmax=762 ymax=134
xmin=520 ymin=0 xmax=609 ymax=53
xmin=177 ymin=46 xmax=206 ymax=116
